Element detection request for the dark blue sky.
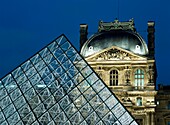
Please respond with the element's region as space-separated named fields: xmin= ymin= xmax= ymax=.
xmin=0 ymin=0 xmax=170 ymax=86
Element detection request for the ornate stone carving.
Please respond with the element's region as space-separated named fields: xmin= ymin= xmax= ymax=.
xmin=122 ymin=97 xmax=132 ymax=103
xmin=125 ymin=67 xmax=131 ymax=84
xmin=86 ymin=47 xmax=147 ymax=62
xmin=98 ymin=19 xmax=136 ymax=32
xmin=95 ymin=48 xmax=132 ymax=60
xmin=146 ymin=66 xmax=155 ymax=84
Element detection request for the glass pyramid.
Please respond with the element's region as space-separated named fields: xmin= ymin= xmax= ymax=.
xmin=0 ymin=35 xmax=138 ymax=125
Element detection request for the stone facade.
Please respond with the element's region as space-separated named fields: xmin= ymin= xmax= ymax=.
xmin=86 ymin=46 xmax=157 ymax=125
xmin=80 ymin=19 xmax=157 ymax=125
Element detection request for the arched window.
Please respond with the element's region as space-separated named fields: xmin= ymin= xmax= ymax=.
xmin=110 ymin=70 xmax=118 ymax=86
xmin=136 ymin=97 xmax=142 ymax=106
xmin=134 ymin=69 xmax=144 ymax=89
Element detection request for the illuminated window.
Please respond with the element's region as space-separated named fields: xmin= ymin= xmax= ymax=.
xmin=110 ymin=70 xmax=118 ymax=86
xmin=136 ymin=97 xmax=142 ymax=106
xmin=134 ymin=69 xmax=144 ymax=89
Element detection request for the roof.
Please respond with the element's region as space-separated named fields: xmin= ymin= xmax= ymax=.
xmin=80 ymin=30 xmax=148 ymax=57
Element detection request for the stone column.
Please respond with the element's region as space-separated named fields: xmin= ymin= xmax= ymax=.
xmin=151 ymin=112 xmax=155 ymax=125
xmin=145 ymin=113 xmax=150 ymax=125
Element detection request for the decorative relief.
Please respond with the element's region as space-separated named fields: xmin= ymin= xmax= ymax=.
xmin=122 ymin=97 xmax=132 ymax=103
xmin=146 ymin=66 xmax=155 ymax=84
xmin=96 ymin=49 xmax=131 ymax=60
xmin=98 ymin=19 xmax=135 ymax=32
xmin=124 ymin=66 xmax=131 ymax=84
xmin=90 ymin=48 xmax=143 ymax=61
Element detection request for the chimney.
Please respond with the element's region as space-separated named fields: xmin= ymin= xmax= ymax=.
xmin=147 ymin=21 xmax=155 ymax=58
xmin=80 ymin=24 xmax=88 ymax=49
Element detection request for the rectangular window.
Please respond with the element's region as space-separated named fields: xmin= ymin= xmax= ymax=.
xmin=134 ymin=69 xmax=144 ymax=90
xmin=110 ymin=70 xmax=118 ymax=86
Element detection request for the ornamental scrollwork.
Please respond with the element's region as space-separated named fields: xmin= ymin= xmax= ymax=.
xmin=95 ymin=49 xmax=132 ymax=60
xmin=125 ymin=70 xmax=131 ymax=84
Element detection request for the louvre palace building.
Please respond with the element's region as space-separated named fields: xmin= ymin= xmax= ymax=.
xmin=0 ymin=18 xmax=169 ymax=125
xmin=80 ymin=19 xmax=157 ymax=125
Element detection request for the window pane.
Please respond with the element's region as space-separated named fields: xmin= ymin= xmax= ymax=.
xmin=136 ymin=97 xmax=142 ymax=106
xmin=110 ymin=70 xmax=118 ymax=86
xmin=134 ymin=69 xmax=144 ymax=89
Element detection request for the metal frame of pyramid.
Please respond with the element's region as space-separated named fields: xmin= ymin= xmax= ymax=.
xmin=0 ymin=34 xmax=138 ymax=125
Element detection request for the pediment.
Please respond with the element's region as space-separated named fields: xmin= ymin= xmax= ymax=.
xmin=86 ymin=46 xmax=147 ymax=61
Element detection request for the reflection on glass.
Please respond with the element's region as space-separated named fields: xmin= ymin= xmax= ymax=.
xmin=0 ymin=35 xmax=137 ymax=125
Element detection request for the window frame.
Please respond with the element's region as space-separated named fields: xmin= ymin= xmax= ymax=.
xmin=136 ymin=97 xmax=142 ymax=106
xmin=134 ymin=69 xmax=144 ymax=89
xmin=110 ymin=69 xmax=118 ymax=86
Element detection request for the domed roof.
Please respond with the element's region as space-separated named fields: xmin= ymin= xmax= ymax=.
xmin=80 ymin=30 xmax=148 ymax=57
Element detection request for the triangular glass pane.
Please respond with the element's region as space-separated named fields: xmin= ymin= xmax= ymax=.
xmin=0 ymin=34 xmax=137 ymax=124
